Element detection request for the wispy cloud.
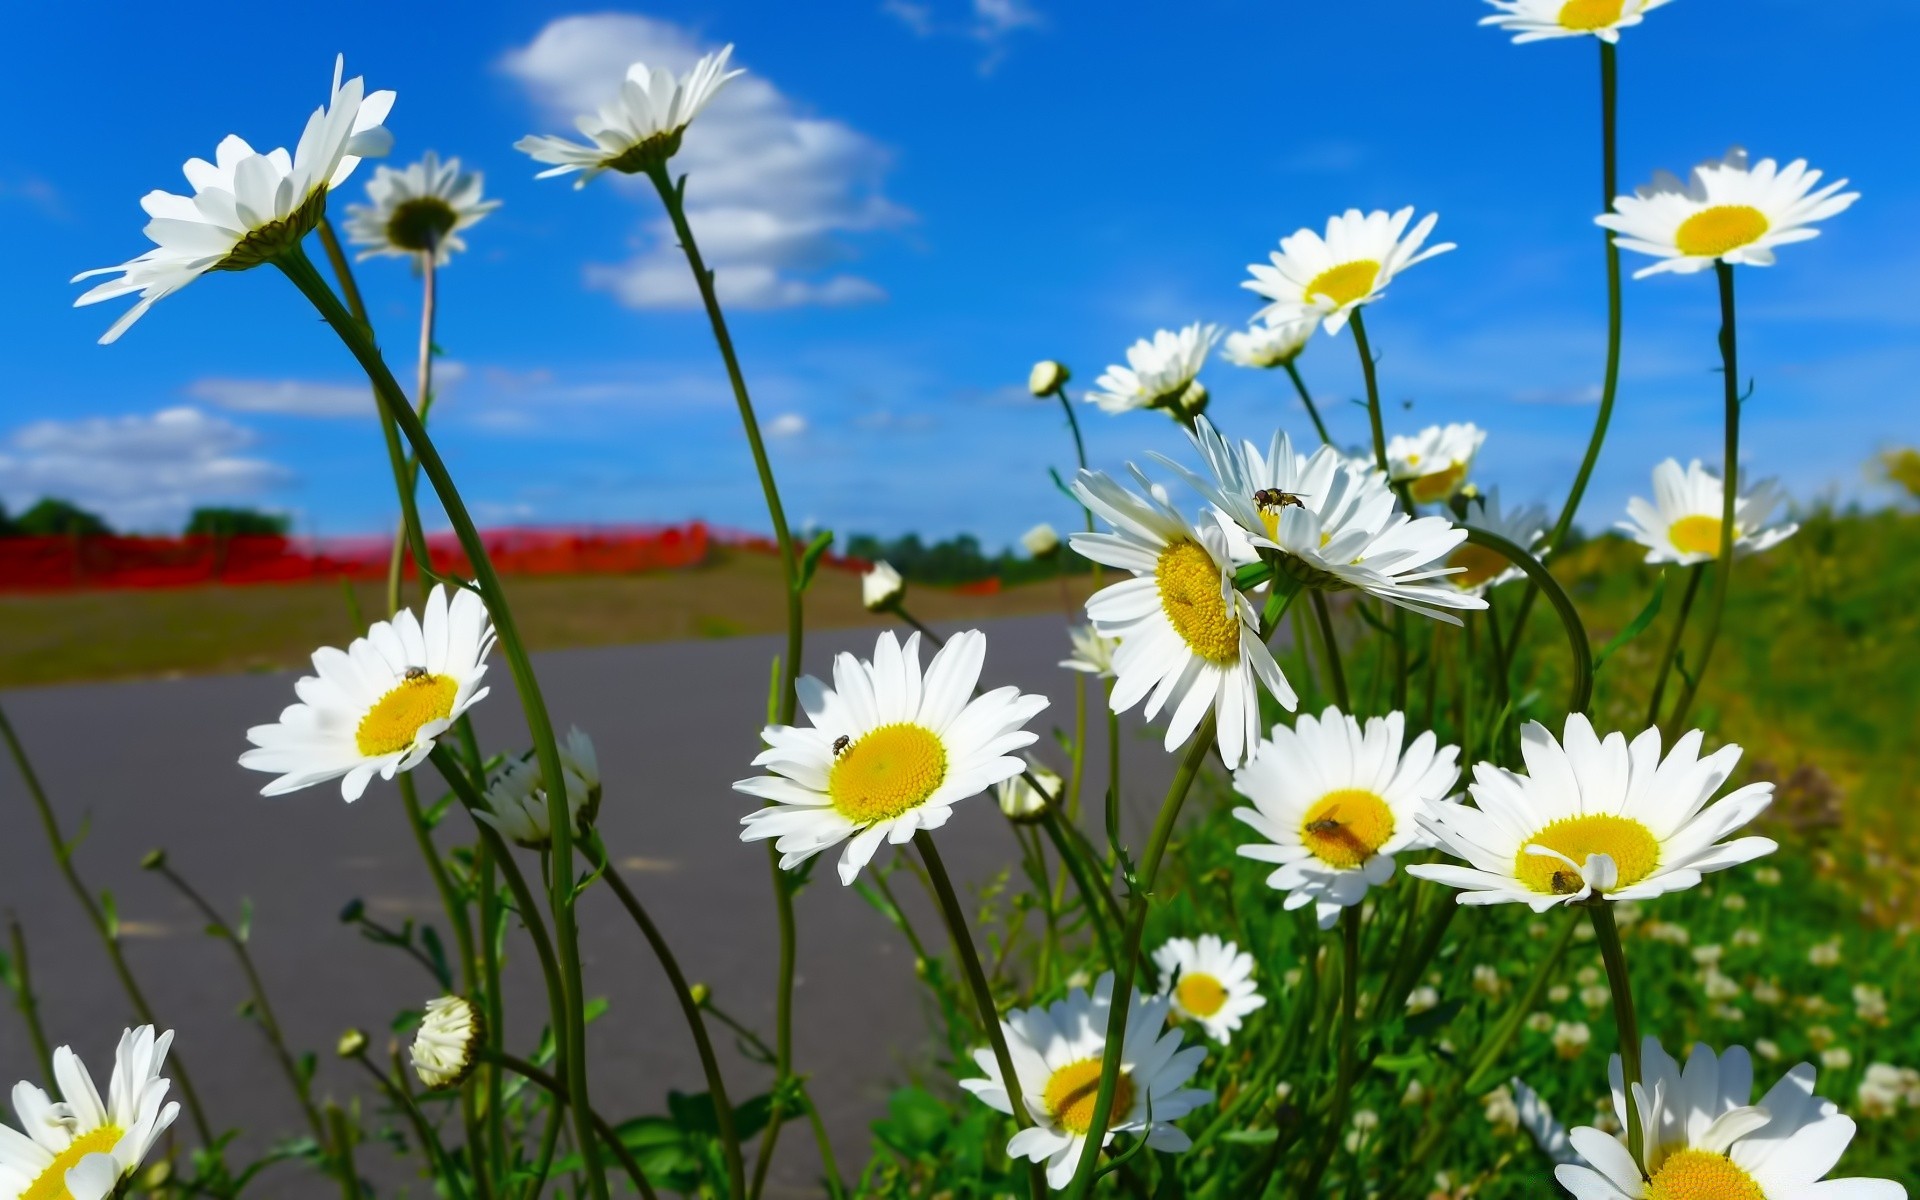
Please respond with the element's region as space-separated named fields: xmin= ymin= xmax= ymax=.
xmin=0 ymin=175 xmax=65 ymax=221
xmin=882 ymin=0 xmax=1044 ymax=72
xmin=765 ymin=412 xmax=808 ymax=438
xmin=503 ymin=14 xmax=911 ymax=310
xmin=186 ymin=377 xmax=373 ymax=418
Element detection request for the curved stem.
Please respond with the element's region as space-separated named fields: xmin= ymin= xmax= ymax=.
xmin=355 ymin=1051 xmax=472 ymax=1200
xmin=1348 ymin=309 xmax=1390 ymax=477
xmin=1054 ymin=389 xmax=1089 ymax=473
xmin=1644 ymin=564 xmax=1704 ymax=728
xmin=1590 ymin=902 xmax=1644 ymax=1164
xmin=1299 ymin=907 xmax=1362 ymax=1194
xmin=1309 ymin=593 xmax=1350 ymax=712
xmin=386 ymin=249 xmax=439 ymax=615
xmin=1461 ymin=527 xmax=1593 ymax=714
xmin=485 ymin=1051 xmax=660 ymax=1200
xmin=400 ymin=777 xmax=476 ymax=993
xmin=1282 ymin=359 xmax=1333 ymax=446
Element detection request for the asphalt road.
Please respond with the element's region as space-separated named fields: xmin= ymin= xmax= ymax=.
xmin=0 ymin=614 xmax=1179 ymax=1197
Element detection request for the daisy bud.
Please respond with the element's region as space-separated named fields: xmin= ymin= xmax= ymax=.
xmin=140 ymin=849 xmax=167 ymax=871
xmin=412 ymin=996 xmax=484 ymax=1090
xmin=861 ymin=560 xmax=905 ymax=612
xmin=1028 ymin=360 xmax=1069 ymax=397
xmin=995 ymin=762 xmax=1060 ymax=824
xmin=1021 ymin=523 xmax=1061 ymax=559
xmin=689 ymin=983 xmax=711 ymax=1007
xmin=337 ymin=1029 xmax=368 ymax=1059
xmin=1176 ymin=380 xmax=1210 ymax=420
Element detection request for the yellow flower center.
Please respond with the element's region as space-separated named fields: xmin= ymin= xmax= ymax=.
xmin=1300 ymin=788 xmax=1396 ymax=869
xmin=1156 ymin=539 xmax=1240 ymax=666
xmin=1647 ymin=1149 xmax=1767 ymax=1200
xmin=1445 ymin=543 xmax=1510 ymax=591
xmin=1668 ymin=514 xmax=1725 ymax=558
xmin=1515 ymin=814 xmax=1661 ymax=895
xmin=1175 ymin=972 xmax=1229 ymax=1018
xmin=1674 ymin=205 xmax=1771 ymax=258
xmin=1044 ymin=1058 xmax=1135 ymax=1135
xmin=1408 ymin=460 xmax=1469 ymax=504
xmin=1304 ymin=260 xmax=1381 ymax=309
xmin=25 ymin=1126 xmax=123 ymax=1200
xmin=1557 ymin=0 xmax=1627 ymax=31
xmin=355 ymin=673 xmax=459 ymax=757
xmin=828 ymin=723 xmax=948 ymax=825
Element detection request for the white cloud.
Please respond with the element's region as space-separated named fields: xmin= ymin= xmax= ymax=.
xmin=503 ymin=14 xmax=910 ymax=310
xmin=765 ymin=412 xmax=808 ymax=438
xmin=883 ymin=0 xmax=1043 ymax=71
xmin=186 ymin=377 xmax=374 ymax=418
xmin=0 ymin=407 xmax=290 ymax=530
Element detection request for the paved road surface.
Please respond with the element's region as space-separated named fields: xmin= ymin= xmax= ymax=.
xmin=0 ymin=615 xmax=1180 ymax=1197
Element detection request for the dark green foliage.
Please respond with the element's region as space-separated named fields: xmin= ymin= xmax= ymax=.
xmin=10 ymin=497 xmax=111 ymax=537
xmin=185 ymin=507 xmax=292 ymax=537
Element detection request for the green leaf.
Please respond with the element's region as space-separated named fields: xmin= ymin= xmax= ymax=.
xmin=796 ymin=529 xmax=835 ymax=593
xmin=1593 ymin=569 xmax=1668 ymax=673
xmin=236 ymin=897 xmax=254 ymax=944
xmin=1219 ymin=1128 xmax=1278 ymax=1146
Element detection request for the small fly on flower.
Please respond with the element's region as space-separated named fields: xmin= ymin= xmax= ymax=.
xmin=1253 ymin=489 xmax=1310 ymax=512
xmin=403 ymin=666 xmax=429 ymax=682
xmin=831 ymin=734 xmax=851 ymax=757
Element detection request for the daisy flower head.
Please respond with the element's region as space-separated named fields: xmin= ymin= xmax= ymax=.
xmin=960 ymin=974 xmax=1213 ymax=1190
xmin=72 ymin=56 xmax=394 ymax=344
xmin=862 ymin=560 xmax=905 ymax=612
xmin=1158 ymin=418 xmax=1487 ymax=624
xmin=1386 ymin=422 xmax=1487 ymax=506
xmin=1068 ymin=466 xmax=1296 ymax=768
xmin=0 ymin=1026 xmax=180 ymax=1200
xmin=345 ymin=151 xmax=501 ymax=264
xmin=736 ymin=630 xmax=1048 ymax=885
xmin=1232 ymin=707 xmax=1459 ymax=929
xmin=411 ymin=996 xmax=484 ymax=1090
xmin=1557 ymin=1038 xmax=1909 ymax=1199
xmin=1085 ymin=323 xmax=1221 ymax=416
xmin=1243 ymin=207 xmax=1454 ymax=334
xmin=1152 ymin=935 xmax=1266 ymax=1043
xmin=1480 ymin=0 xmax=1675 ymax=44
xmin=476 ymin=727 xmax=601 ymax=848
xmin=1596 ymin=148 xmax=1858 ymax=279
xmin=1060 ymin=623 xmax=1118 ymax=679
xmin=1448 ymin=487 xmax=1551 ymax=595
xmin=1221 ymin=315 xmax=1317 ymax=370
xmin=1620 ymin=458 xmax=1797 ymax=566
xmin=239 ymin=585 xmax=495 ymax=801
xmin=995 ymin=759 xmax=1060 ymax=824
xmin=516 ymin=45 xmax=743 ymax=186
xmin=1408 ymin=713 xmax=1779 ymax=913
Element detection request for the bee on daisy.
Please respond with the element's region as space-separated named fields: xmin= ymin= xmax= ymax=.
xmin=0 ymin=1026 xmax=180 ymax=1200
xmin=1480 ymin=0 xmax=1675 ymax=44
xmin=516 ymin=45 xmax=743 ymax=185
xmin=1085 ymin=323 xmax=1221 ymax=416
xmin=1448 ymin=488 xmax=1551 ymax=595
xmin=1386 ymin=423 xmax=1487 ymax=506
xmin=735 ymin=630 xmax=1048 ymax=885
xmin=239 ymin=585 xmax=495 ymax=802
xmin=345 ymin=151 xmax=502 ymax=264
xmin=1596 ymin=148 xmax=1858 ymax=278
xmin=959 ymin=974 xmax=1213 ymax=1189
xmin=1556 ymin=1039 xmax=1908 ymax=1199
xmin=1069 ymin=466 xmax=1295 ymax=768
xmin=1244 ymin=208 xmax=1454 ymax=334
xmin=1408 ymin=714 xmax=1778 ymax=911
xmin=1619 ymin=458 xmax=1797 ymax=566
xmin=1232 ymin=708 xmax=1459 ymax=929
xmin=1152 ymin=935 xmax=1266 ymax=1043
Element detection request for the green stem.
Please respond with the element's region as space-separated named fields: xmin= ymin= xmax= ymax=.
xmin=1461 ymin=527 xmax=1593 ymax=715
xmin=400 ymin=777 xmax=477 ymax=993
xmin=1298 ymin=907 xmax=1362 ymax=1194
xmin=1348 ymin=309 xmax=1390 ymax=478
xmin=1644 ymin=565 xmax=1705 ymax=728
xmin=476 ymin=843 xmax=509 ymax=1188
xmin=356 ymin=1051 xmax=472 ymax=1200
xmin=1054 ymin=388 xmax=1089 ymax=473
xmin=1309 ymin=593 xmax=1351 ymax=711
xmin=324 ymin=1102 xmax=364 ymax=1200
xmin=1590 ymin=902 xmax=1644 ymax=1164
xmin=387 ymin=247 xmax=439 ymax=615
xmin=3 ymin=916 xmax=54 ymax=1086
xmin=1463 ymin=916 xmax=1579 ymax=1093
xmin=485 ymin=1051 xmax=661 ymax=1200
xmin=1282 ymin=359 xmax=1333 ymax=446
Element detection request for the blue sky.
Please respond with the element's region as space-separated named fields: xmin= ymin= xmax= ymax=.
xmin=2 ymin=0 xmax=1913 ymax=546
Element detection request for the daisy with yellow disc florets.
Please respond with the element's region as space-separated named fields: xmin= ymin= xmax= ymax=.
xmin=736 ymin=630 xmax=1048 ymax=885
xmin=1086 ymin=323 xmax=1221 ymax=416
xmin=1596 ymin=148 xmax=1857 ymax=278
xmin=1481 ymin=0 xmax=1674 ymax=44
xmin=1244 ymin=208 xmax=1454 ymax=334
xmin=1619 ymin=458 xmax=1797 ymax=566
xmin=1387 ymin=422 xmax=1487 ymax=506
xmin=1152 ymin=935 xmax=1266 ymax=1043
xmin=1448 ymin=488 xmax=1551 ymax=596
xmin=0 ymin=1026 xmax=180 ymax=1200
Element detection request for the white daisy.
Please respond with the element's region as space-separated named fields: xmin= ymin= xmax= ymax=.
xmin=515 ymin=45 xmax=743 ymax=187
xmin=995 ymin=760 xmax=1060 ymax=824
xmin=1556 ymin=1039 xmax=1908 ymax=1199
xmin=862 ymin=560 xmax=905 ymax=611
xmin=1512 ymin=1078 xmax=1578 ymax=1166
xmin=1152 ymin=935 xmax=1266 ymax=1044
xmin=1480 ymin=0 xmax=1675 ymax=44
xmin=1060 ymin=624 xmax=1118 ymax=679
xmin=411 ymin=996 xmax=484 ymax=1090
xmin=344 ymin=151 xmax=501 ymax=264
xmin=736 ymin=630 xmax=1048 ymax=885
xmin=1233 ymin=708 xmax=1459 ymax=929
xmin=1085 ymin=323 xmax=1221 ymax=416
xmin=72 ymin=56 xmax=395 ymax=344
xmin=1023 ymin=523 xmax=1061 ymax=558
xmin=1386 ymin=423 xmax=1487 ymax=506
xmin=1619 ymin=458 xmax=1797 ymax=566
xmin=1157 ymin=418 xmax=1487 ymax=624
xmin=1596 ymin=148 xmax=1858 ymax=279
xmin=1220 ymin=316 xmax=1317 ymax=370
xmin=1243 ymin=208 xmax=1455 ymax=334
xmin=476 ymin=727 xmax=602 ymax=848
xmin=239 ymin=585 xmax=496 ymax=802
xmin=0 ymin=1026 xmax=179 ymax=1200
xmin=1407 ymin=714 xmax=1779 ymax=912
xmin=1448 ymin=488 xmax=1551 ymax=595
xmin=960 ymin=974 xmax=1213 ymax=1190
xmin=1068 ymin=467 xmax=1295 ymax=769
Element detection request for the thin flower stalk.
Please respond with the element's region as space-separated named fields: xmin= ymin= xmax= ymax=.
xmin=1297 ymin=906 xmax=1362 ymax=1194
xmin=2 ymin=916 xmax=54 ymax=1086
xmin=481 ymin=1050 xmax=661 ymax=1200
xmin=1588 ymin=901 xmax=1645 ymax=1162
xmin=1282 ymin=359 xmax=1333 ymax=446
xmin=1644 ymin=563 xmax=1705 ymax=726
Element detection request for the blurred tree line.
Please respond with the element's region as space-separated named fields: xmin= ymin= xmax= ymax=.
xmin=841 ymin=531 xmax=1092 ymax=586
xmin=0 ymin=498 xmax=291 ymax=538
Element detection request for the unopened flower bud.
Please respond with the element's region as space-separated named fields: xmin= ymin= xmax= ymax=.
xmin=689 ymin=983 xmax=711 ymax=1007
xmin=1021 ymin=523 xmax=1060 ymax=559
xmin=1028 ymin=360 xmax=1069 ymax=397
xmin=337 ymin=1029 xmax=369 ymax=1059
xmin=140 ymin=849 xmax=167 ymax=871
xmin=862 ymin=561 xmax=905 ymax=612
xmin=412 ymin=996 xmax=484 ymax=1089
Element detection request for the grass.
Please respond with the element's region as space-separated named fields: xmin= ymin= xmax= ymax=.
xmin=0 ymin=549 xmax=1099 ymax=689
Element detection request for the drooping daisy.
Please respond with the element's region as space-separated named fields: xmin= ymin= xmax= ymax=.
xmin=516 ymin=45 xmax=743 ymax=186
xmin=1447 ymin=488 xmax=1551 ymax=595
xmin=476 ymin=727 xmax=602 ymax=848
xmin=1387 ymin=423 xmax=1487 ymax=506
xmin=1480 ymin=0 xmax=1675 ymax=43
xmin=1244 ymin=208 xmax=1455 ymax=334
xmin=0 ymin=1026 xmax=180 ymax=1200
xmin=1068 ymin=467 xmax=1295 ymax=768
xmin=1158 ymin=418 xmax=1487 ymax=623
xmin=995 ymin=760 xmax=1060 ymax=824
xmin=344 ymin=151 xmax=501 ymax=264
xmin=239 ymin=585 xmax=495 ymax=801
xmin=862 ymin=560 xmax=905 ymax=611
xmin=1619 ymin=458 xmax=1797 ymax=566
xmin=736 ymin=630 xmax=1047 ymax=885
xmin=1220 ymin=315 xmax=1317 ymax=370
xmin=72 ymin=56 xmax=394 ymax=344
xmin=1557 ymin=1038 xmax=1908 ymax=1199
xmin=1233 ymin=708 xmax=1459 ymax=929
xmin=1511 ymin=1078 xmax=1578 ymax=1166
xmin=960 ymin=974 xmax=1212 ymax=1190
xmin=1596 ymin=148 xmax=1858 ymax=278
xmin=411 ymin=996 xmax=484 ymax=1090
xmin=1059 ymin=624 xmax=1118 ymax=679
xmin=1085 ymin=323 xmax=1221 ymax=416
xmin=1407 ymin=714 xmax=1778 ymax=912
xmin=1152 ymin=935 xmax=1266 ymax=1043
